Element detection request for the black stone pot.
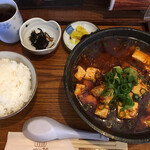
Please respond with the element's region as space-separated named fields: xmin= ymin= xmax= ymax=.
xmin=64 ymin=27 xmax=150 ymax=144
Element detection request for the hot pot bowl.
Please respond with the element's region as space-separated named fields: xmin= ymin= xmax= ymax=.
xmin=64 ymin=27 xmax=150 ymax=144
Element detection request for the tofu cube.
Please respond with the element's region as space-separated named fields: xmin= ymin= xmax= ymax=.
xmin=132 ymin=50 xmax=150 ymax=65
xmin=144 ymin=66 xmax=150 ymax=77
xmin=117 ymin=102 xmax=139 ymax=119
xmin=84 ymin=67 xmax=101 ymax=82
xmin=132 ymin=79 xmax=148 ymax=97
xmin=95 ymin=104 xmax=109 ymax=118
xmin=74 ymin=84 xmax=85 ymax=97
xmin=74 ymin=65 xmax=86 ymax=81
xmin=100 ymin=89 xmax=114 ymax=104
xmin=91 ymin=84 xmax=105 ymax=97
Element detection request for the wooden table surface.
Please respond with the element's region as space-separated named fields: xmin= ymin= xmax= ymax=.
xmin=0 ymin=25 xmax=150 ymax=150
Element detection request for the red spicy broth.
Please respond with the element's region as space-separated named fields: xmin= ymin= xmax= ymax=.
xmin=73 ymin=36 xmax=150 ymax=134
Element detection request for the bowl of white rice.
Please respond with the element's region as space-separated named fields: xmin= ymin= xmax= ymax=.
xmin=0 ymin=51 xmax=37 ymax=119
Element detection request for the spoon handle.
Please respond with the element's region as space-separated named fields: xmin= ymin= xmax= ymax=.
xmin=74 ymin=129 xmax=109 ymax=141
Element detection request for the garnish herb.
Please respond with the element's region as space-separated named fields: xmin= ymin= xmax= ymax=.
xmin=108 ymin=98 xmax=117 ymax=109
xmin=132 ymin=93 xmax=140 ymax=101
xmin=101 ymin=89 xmax=111 ymax=97
xmin=140 ymin=75 xmax=144 ymax=82
xmin=140 ymin=88 xmax=148 ymax=96
xmin=103 ymin=66 xmax=138 ymax=110
xmin=135 ymin=46 xmax=140 ymax=51
xmin=98 ymin=103 xmax=106 ymax=110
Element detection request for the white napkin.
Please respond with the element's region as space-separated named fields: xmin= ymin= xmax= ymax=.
xmin=5 ymin=132 xmax=77 ymax=150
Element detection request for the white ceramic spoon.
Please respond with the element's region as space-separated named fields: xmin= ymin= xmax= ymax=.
xmin=23 ymin=116 xmax=109 ymax=142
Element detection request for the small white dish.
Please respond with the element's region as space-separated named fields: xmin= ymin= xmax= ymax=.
xmin=19 ymin=18 xmax=61 ymax=55
xmin=63 ymin=21 xmax=99 ymax=52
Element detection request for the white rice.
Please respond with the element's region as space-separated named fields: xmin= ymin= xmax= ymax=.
xmin=0 ymin=58 xmax=32 ymax=117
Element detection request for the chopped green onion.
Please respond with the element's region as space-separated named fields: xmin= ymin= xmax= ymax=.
xmin=110 ymin=90 xmax=114 ymax=96
xmin=140 ymin=75 xmax=144 ymax=82
xmin=98 ymin=103 xmax=106 ymax=110
xmin=109 ymin=98 xmax=116 ymax=109
xmin=104 ymin=72 xmax=114 ymax=83
xmin=103 ymin=66 xmax=138 ymax=111
xmin=140 ymin=88 xmax=148 ymax=96
xmin=113 ymin=66 xmax=123 ymax=75
xmin=132 ymin=93 xmax=140 ymax=101
xmin=135 ymin=46 xmax=140 ymax=51
xmin=101 ymin=89 xmax=110 ymax=97
xmin=121 ymin=103 xmax=135 ymax=111
xmin=120 ymin=84 xmax=131 ymax=93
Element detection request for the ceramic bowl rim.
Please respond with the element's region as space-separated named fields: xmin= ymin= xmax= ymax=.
xmin=19 ymin=17 xmax=61 ymax=52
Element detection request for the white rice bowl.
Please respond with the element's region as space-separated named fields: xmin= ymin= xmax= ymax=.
xmin=0 ymin=51 xmax=37 ymax=119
